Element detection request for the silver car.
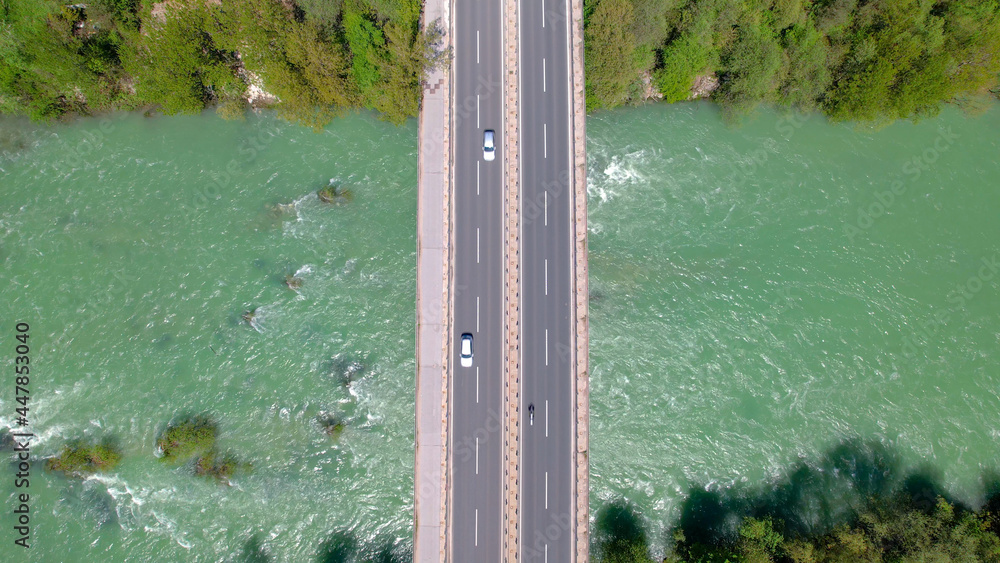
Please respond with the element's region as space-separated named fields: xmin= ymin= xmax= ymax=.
xmin=460 ymin=333 xmax=474 ymax=367
xmin=483 ymin=130 xmax=496 ymax=161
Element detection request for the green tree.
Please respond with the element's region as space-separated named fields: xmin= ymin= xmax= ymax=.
xmin=940 ymin=0 xmax=1000 ymax=98
xmin=297 ymin=0 xmax=347 ymax=31
xmin=0 ymin=1 xmax=98 ymax=118
xmin=824 ymin=0 xmax=955 ymax=122
xmin=777 ymin=22 xmax=832 ymax=111
xmin=45 ymin=440 xmax=123 ymax=477
xmin=121 ymin=1 xmax=237 ymax=115
xmin=216 ymin=0 xmax=354 ymax=128
xmin=585 ymin=0 xmax=642 ymax=110
xmin=341 ymin=0 xmax=430 ymax=123
xmin=715 ymin=19 xmax=784 ymax=118
xmin=656 ymin=33 xmax=711 ymax=102
xmin=736 ymin=517 xmax=785 ymax=563
xmin=157 ymin=415 xmax=218 ymax=463
xmin=601 ymin=538 xmax=656 ymax=563
xmin=95 ymin=0 xmax=140 ymax=29
xmin=343 ymin=2 xmax=385 ymax=97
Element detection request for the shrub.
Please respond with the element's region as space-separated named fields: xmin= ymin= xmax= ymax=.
xmin=585 ymin=0 xmax=644 ymax=110
xmin=45 ymin=440 xmax=123 ymax=476
xmin=157 ymin=415 xmax=218 ymax=463
xmin=656 ymin=34 xmax=711 ymax=102
xmin=193 ymin=450 xmax=249 ymax=484
xmin=715 ymin=20 xmax=784 ymax=118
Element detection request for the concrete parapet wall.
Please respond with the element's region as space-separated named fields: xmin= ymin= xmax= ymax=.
xmin=414 ymin=0 xmax=452 ymax=560
xmin=568 ymin=0 xmax=590 ymax=557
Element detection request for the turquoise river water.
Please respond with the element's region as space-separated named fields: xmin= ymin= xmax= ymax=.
xmin=1 ymin=102 xmax=998 ymax=561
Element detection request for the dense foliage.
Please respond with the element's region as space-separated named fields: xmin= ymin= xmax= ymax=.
xmin=0 ymin=0 xmax=441 ymax=126
xmin=193 ymin=449 xmax=249 ymax=484
xmin=156 ymin=414 xmax=251 ymax=483
xmin=584 ymin=0 xmax=1000 ymax=121
xmin=44 ymin=440 xmax=123 ymax=476
xmin=600 ymin=497 xmax=1000 ymax=562
xmin=157 ymin=414 xmax=218 ymax=463
xmin=4 ymin=0 xmax=997 ymax=124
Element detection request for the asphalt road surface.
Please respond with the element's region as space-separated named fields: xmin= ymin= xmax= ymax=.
xmin=518 ymin=0 xmax=576 ymax=559
xmin=450 ymin=0 xmax=505 ymax=561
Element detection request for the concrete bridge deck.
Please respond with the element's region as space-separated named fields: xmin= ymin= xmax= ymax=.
xmin=414 ymin=0 xmax=588 ymax=559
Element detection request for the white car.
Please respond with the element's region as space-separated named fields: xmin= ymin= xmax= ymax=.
xmin=483 ymin=130 xmax=496 ymax=161
xmin=460 ymin=333 xmax=474 ymax=367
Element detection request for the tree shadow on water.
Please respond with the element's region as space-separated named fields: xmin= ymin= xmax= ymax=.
xmin=983 ymin=470 xmax=1000 ymax=537
xmin=236 ymin=534 xmax=271 ymax=563
xmin=359 ymin=537 xmax=412 ymax=563
xmin=672 ymin=438 xmax=975 ymax=553
xmin=315 ymin=530 xmax=412 ymax=563
xmin=317 ymin=530 xmax=358 ymax=563
xmin=677 ymin=439 xmax=898 ymax=546
xmin=593 ymin=499 xmax=654 ymax=562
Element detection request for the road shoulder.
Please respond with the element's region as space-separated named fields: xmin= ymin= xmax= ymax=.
xmin=414 ymin=0 xmax=452 ymax=559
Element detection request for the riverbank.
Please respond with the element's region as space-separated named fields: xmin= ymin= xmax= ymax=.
xmin=4 ymin=1 xmax=999 ymax=128
xmin=0 ymin=0 xmax=443 ymax=126
xmin=584 ymin=0 xmax=1000 ymax=122
xmin=593 ymin=443 xmax=1000 ymax=562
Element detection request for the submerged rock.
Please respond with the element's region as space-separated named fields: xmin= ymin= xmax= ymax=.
xmin=267 ymin=202 xmax=296 ymax=219
xmin=153 ymin=333 xmax=173 ymax=347
xmin=242 ymin=308 xmax=257 ymax=325
xmin=317 ymin=181 xmax=353 ymax=205
xmin=0 ymin=428 xmax=13 ymax=452
xmin=61 ymin=480 xmax=118 ymax=530
xmin=589 ymin=287 xmax=605 ymax=303
xmin=251 ymin=202 xmax=297 ymax=232
xmin=285 ymin=275 xmax=303 ymax=290
xmin=193 ymin=449 xmax=250 ymax=485
xmin=329 ymin=355 xmax=366 ymax=387
xmin=317 ymin=414 xmax=345 ymax=441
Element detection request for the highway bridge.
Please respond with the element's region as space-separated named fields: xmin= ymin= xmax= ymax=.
xmin=415 ymin=0 xmax=588 ymax=559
